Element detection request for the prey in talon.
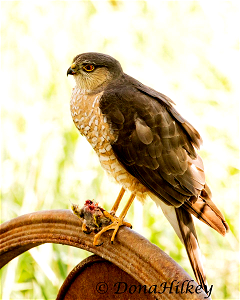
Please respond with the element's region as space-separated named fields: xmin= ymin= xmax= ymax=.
xmin=71 ymin=200 xmax=132 ymax=245
xmin=71 ymin=200 xmax=112 ymax=234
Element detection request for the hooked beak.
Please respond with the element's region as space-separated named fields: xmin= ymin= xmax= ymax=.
xmin=67 ymin=67 xmax=75 ymax=76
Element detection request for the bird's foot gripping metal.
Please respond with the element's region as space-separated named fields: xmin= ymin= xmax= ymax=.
xmin=93 ymin=210 xmax=132 ymax=246
xmin=71 ymin=200 xmax=132 ymax=246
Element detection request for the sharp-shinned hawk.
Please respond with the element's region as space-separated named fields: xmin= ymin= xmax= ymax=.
xmin=67 ymin=52 xmax=229 ymax=289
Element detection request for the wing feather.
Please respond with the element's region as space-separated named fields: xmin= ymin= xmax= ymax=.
xmin=135 ymin=118 xmax=153 ymax=145
xmin=99 ymin=74 xmax=228 ymax=288
xmin=99 ymin=74 xmax=228 ymax=235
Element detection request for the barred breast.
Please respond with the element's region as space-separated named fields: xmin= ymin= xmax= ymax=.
xmin=70 ymin=87 xmax=148 ymax=202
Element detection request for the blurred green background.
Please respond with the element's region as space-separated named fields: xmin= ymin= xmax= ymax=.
xmin=1 ymin=1 xmax=239 ymax=299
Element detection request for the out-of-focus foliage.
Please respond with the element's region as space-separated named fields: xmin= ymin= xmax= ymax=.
xmin=1 ymin=1 xmax=239 ymax=299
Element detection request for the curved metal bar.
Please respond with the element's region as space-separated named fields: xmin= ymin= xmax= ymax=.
xmin=0 ymin=209 xmax=208 ymax=299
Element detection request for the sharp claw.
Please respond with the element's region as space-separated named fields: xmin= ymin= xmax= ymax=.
xmin=83 ymin=231 xmax=91 ymax=234
xmin=95 ymin=242 xmax=103 ymax=247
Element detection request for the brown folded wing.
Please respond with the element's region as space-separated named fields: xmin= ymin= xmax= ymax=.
xmin=99 ymin=74 xmax=228 ymax=235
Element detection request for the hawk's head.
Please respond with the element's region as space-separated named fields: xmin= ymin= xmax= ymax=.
xmin=67 ymin=52 xmax=123 ymax=93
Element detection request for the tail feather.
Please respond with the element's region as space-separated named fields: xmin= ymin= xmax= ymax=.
xmin=150 ymin=185 xmax=228 ymax=297
xmin=175 ymin=206 xmax=206 ymax=288
xmin=183 ymin=184 xmax=229 ymax=236
xmin=152 ymin=195 xmax=207 ymax=288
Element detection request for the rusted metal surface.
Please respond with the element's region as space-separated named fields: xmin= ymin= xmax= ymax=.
xmin=56 ymin=255 xmax=156 ymax=300
xmin=0 ymin=209 xmax=208 ymax=299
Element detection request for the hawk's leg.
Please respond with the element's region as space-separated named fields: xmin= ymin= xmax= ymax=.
xmin=110 ymin=187 xmax=125 ymax=216
xmin=93 ymin=193 xmax=135 ymax=246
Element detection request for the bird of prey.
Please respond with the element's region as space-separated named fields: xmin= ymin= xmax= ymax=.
xmin=67 ymin=52 xmax=229 ymax=288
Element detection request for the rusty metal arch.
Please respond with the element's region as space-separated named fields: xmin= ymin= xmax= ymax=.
xmin=0 ymin=209 xmax=208 ymax=299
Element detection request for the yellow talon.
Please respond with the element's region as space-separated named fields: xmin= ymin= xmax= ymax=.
xmin=93 ymin=214 xmax=132 ymax=246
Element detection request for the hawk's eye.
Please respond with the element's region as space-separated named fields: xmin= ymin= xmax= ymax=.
xmin=83 ymin=64 xmax=95 ymax=72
